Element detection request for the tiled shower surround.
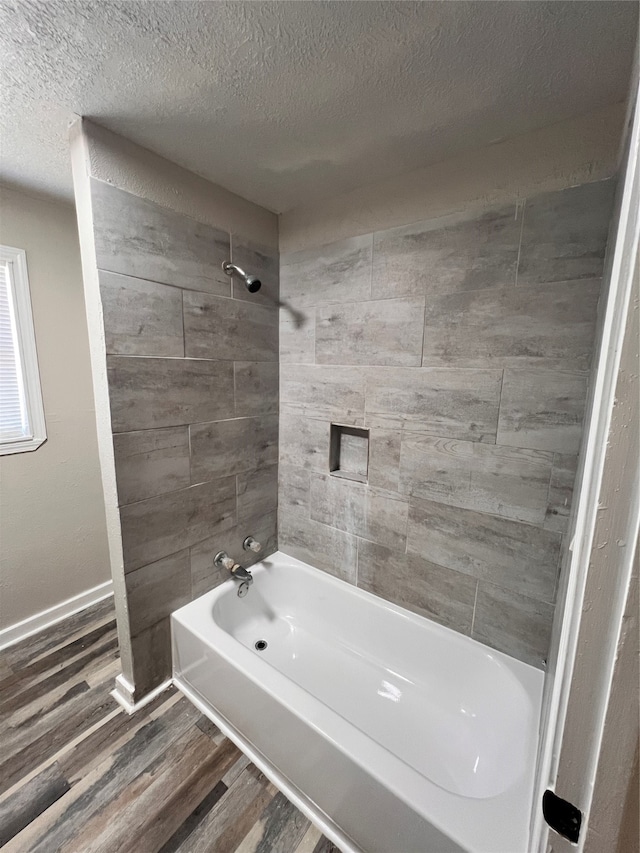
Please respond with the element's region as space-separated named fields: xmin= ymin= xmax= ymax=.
xmin=278 ymin=179 xmax=615 ymax=667
xmin=90 ymin=179 xmax=279 ymax=695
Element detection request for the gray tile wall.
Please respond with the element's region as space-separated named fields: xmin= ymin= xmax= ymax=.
xmin=90 ymin=179 xmax=279 ymax=696
xmin=278 ymin=178 xmax=615 ymax=668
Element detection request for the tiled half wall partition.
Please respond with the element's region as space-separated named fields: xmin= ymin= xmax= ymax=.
xmin=278 ymin=179 xmax=615 ymax=667
xmin=90 ymin=179 xmax=279 ymax=695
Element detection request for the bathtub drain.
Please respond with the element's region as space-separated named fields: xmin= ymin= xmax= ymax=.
xmin=254 ymin=640 xmax=268 ymax=651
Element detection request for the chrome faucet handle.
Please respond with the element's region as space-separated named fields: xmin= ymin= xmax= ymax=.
xmin=214 ymin=551 xmax=235 ymax=570
xmin=243 ymin=536 xmax=262 ymax=553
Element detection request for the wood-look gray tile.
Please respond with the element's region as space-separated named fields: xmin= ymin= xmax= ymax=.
xmin=190 ymin=511 xmax=278 ymax=598
xmin=367 ymin=429 xmax=402 ymax=491
xmin=399 ymin=435 xmax=553 ymax=524
xmin=107 ymin=356 xmax=234 ymax=432
xmin=472 ymin=582 xmax=554 ymax=667
xmin=245 ymin=511 xmax=278 ymax=568
xmin=235 ymin=362 xmax=279 ymax=417
xmin=239 ymin=789 xmax=310 ymax=853
xmin=309 ymin=474 xmax=408 ymax=550
xmin=91 ymin=179 xmax=230 ymax=295
xmin=19 ymin=695 xmax=201 ymax=851
xmin=130 ymin=619 xmax=174 ymax=698
xmin=183 ymin=292 xmax=278 ymax=362
xmin=113 ymin=427 xmax=190 ymax=506
xmin=365 ymin=367 xmax=502 ymax=442
xmin=316 ymin=298 xmax=425 ymax=366
xmin=407 ymin=498 xmax=561 ymax=602
xmin=174 ymin=763 xmax=276 ymax=853
xmin=278 ymin=466 xmax=311 ymax=516
xmin=158 ymin=781 xmax=228 ymax=853
xmin=99 ymin=271 xmax=184 ymax=357
xmin=190 ymin=416 xmax=278 ymax=484
xmin=280 ymin=365 xmax=365 ymax=421
xmin=355 ymin=485 xmax=411 ymax=550
xmin=71 ymin=727 xmax=237 ymax=852
xmin=372 ymin=204 xmax=520 ymax=299
xmin=231 ymin=237 xmax=279 ymax=307
xmin=422 ymin=280 xmax=601 ymax=370
xmin=126 ymin=550 xmax=192 ymax=638
xmin=280 ymin=234 xmax=372 ymax=308
xmin=357 ymin=540 xmax=477 ymax=634
xmin=119 ymin=477 xmax=236 ymax=572
xmin=278 ymin=511 xmax=357 ymax=583
xmin=335 ymin=429 xmax=369 ymax=479
xmin=545 ymin=453 xmax=579 ymax=533
xmin=0 ymin=762 xmax=70 ymax=846
xmin=497 ymin=369 xmax=588 ymax=453
xmin=309 ymin=473 xmax=366 ymax=533
xmin=237 ymin=464 xmax=279 ymax=525
xmin=280 ymin=303 xmax=315 ymax=364
xmin=517 ymin=179 xmax=615 ymax=287
xmin=1 ymin=673 xmax=118 ymax=799
xmin=279 ymin=410 xmax=330 ymax=474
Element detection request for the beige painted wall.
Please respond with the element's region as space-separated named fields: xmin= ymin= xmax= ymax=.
xmin=0 ymin=186 xmax=110 ymax=630
xmin=280 ymin=102 xmax=625 ymax=253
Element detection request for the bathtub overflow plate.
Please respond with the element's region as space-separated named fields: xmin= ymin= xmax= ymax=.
xmin=254 ymin=639 xmax=268 ymax=651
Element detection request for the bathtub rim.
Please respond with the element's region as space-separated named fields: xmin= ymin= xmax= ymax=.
xmin=180 ymin=550 xmax=544 ymax=691
xmin=185 ymin=553 xmax=539 ymax=802
xmin=172 ymin=550 xmax=544 ymax=852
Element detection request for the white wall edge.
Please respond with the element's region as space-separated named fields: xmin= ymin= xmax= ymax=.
xmin=531 ymin=70 xmax=640 ymax=852
xmin=0 ymin=579 xmax=114 ymax=651
xmin=111 ymin=676 xmax=173 ymax=715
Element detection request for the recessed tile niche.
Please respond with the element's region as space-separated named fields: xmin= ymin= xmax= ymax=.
xmin=329 ymin=424 xmax=370 ymax=483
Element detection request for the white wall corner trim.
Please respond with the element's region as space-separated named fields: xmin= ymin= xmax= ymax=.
xmin=0 ymin=579 xmax=114 ymax=650
xmin=111 ymin=675 xmax=173 ymax=715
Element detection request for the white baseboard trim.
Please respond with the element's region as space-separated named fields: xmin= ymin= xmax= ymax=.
xmin=0 ymin=579 xmax=114 ymax=651
xmin=111 ymin=675 xmax=173 ymax=715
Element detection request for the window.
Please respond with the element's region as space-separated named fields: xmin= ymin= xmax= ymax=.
xmin=0 ymin=245 xmax=46 ymax=454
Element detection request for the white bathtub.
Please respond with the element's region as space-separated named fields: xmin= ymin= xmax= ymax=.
xmin=172 ymin=551 xmax=543 ymax=853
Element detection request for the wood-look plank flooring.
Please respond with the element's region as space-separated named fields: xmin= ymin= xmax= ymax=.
xmin=0 ymin=599 xmax=338 ymax=853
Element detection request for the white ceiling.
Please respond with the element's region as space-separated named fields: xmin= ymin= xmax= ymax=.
xmin=0 ymin=1 xmax=637 ymax=213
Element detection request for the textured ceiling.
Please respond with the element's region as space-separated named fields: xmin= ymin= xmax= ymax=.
xmin=0 ymin=1 xmax=637 ymax=213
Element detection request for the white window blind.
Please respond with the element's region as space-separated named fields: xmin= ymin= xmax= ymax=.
xmin=0 ymin=259 xmax=30 ymax=440
xmin=0 ymin=246 xmax=46 ymax=455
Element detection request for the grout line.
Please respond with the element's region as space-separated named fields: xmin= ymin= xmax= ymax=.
xmin=552 ymin=535 xmax=565 ymax=602
xmin=542 ymin=451 xmax=557 ymax=528
xmin=495 ymin=367 xmax=506 ymax=443
xmin=233 ymin=361 xmax=238 ymax=417
xmin=470 ymin=582 xmax=479 ymax=635
xmin=369 ymin=232 xmax=374 ymax=298
xmin=420 ymin=292 xmax=428 ymax=366
xmin=180 ymin=290 xmax=186 ymax=358
xmin=313 ymin=307 xmax=317 ymax=365
xmin=514 ymin=197 xmax=526 ymax=287
xmin=97 ymin=265 xmax=233 ymax=300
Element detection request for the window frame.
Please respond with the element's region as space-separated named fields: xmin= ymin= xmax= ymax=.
xmin=0 ymin=244 xmax=46 ymax=455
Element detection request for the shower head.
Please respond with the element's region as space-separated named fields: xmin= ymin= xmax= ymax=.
xmin=222 ymin=262 xmax=262 ymax=293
